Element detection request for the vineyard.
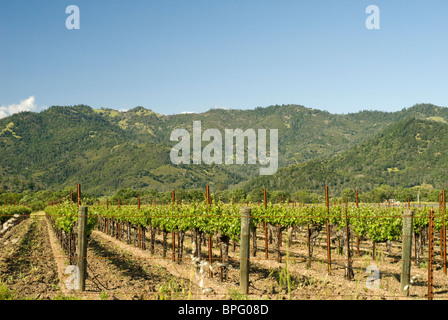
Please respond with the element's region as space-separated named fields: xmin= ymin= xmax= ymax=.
xmin=1 ymin=186 xmax=448 ymax=300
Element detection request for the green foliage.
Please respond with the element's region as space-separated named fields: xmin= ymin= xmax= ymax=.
xmin=43 ymin=196 xmax=448 ymax=257
xmin=0 ymin=282 xmax=16 ymax=300
xmin=3 ymin=103 xmax=448 ymax=197
xmin=0 ymin=205 xmax=31 ymax=223
xmin=45 ymin=202 xmax=98 ymax=234
xmin=293 ymin=190 xmax=322 ymax=204
xmin=90 ymin=202 xmax=242 ymax=241
xmin=247 ymin=188 xmax=266 ymax=203
xmin=2 ymin=102 xmax=448 ymax=207
xmin=251 ymin=117 xmax=448 ymax=196
xmin=110 ymin=188 xmax=139 ymax=202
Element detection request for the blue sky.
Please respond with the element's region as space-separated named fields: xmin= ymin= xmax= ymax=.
xmin=1 ymin=0 xmax=448 ymax=117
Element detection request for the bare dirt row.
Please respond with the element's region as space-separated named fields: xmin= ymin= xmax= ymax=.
xmin=1 ymin=215 xmax=199 ymax=300
xmin=0 ymin=215 xmax=60 ymax=299
xmin=2 ymin=214 xmax=447 ymax=300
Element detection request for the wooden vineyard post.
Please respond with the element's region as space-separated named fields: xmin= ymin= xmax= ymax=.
xmin=264 ymin=220 xmax=268 ymax=260
xmin=325 ymin=186 xmax=331 ymax=275
xmin=170 ymin=194 xmax=176 ymax=262
xmin=428 ymin=209 xmax=435 ymax=300
xmin=355 ymin=189 xmax=360 ymax=257
xmin=205 ymin=186 xmax=212 ymax=277
xmin=206 ymin=185 xmax=211 ymax=205
xmin=307 ymin=223 xmax=311 ymax=269
xmin=400 ymin=209 xmax=414 ymax=297
xmin=240 ymin=207 xmax=251 ymax=295
xmin=443 ymin=190 xmax=446 ymax=275
xmin=264 ymin=188 xmax=268 ymax=259
xmin=277 ymin=224 xmax=282 ymax=263
xmin=208 ymin=235 xmax=213 ymax=278
xmin=177 ymin=230 xmax=181 ymax=263
xmin=344 ymin=197 xmax=352 ymax=280
xmin=162 ymin=229 xmax=167 ymax=258
xmin=138 ymin=196 xmax=143 ymax=249
xmin=77 ymin=184 xmax=81 ymax=208
xmin=77 ymin=206 xmax=88 ymax=291
xmin=172 ymin=230 xmax=176 ymax=262
xmin=439 ymin=193 xmax=443 ymax=270
xmin=414 ymin=228 xmax=418 ymax=267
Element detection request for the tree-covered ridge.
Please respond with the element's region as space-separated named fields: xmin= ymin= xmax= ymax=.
xmin=250 ymin=117 xmax=448 ymax=196
xmin=0 ymin=102 xmax=447 ymax=196
xmin=97 ymin=103 xmax=400 ymax=166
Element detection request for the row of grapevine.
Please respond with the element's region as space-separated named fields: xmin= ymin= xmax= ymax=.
xmin=43 ymin=195 xmax=447 ymax=289
xmin=44 ymin=200 xmax=445 ymax=254
xmin=45 ymin=203 xmax=97 ymax=264
xmin=37 ymin=184 xmax=446 ymax=299
xmin=0 ymin=205 xmax=32 ymax=224
xmin=0 ymin=205 xmax=31 ymax=237
xmin=45 ymin=200 xmax=447 ymax=239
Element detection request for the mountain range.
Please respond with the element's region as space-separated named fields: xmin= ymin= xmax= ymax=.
xmin=1 ymin=102 xmax=448 ymax=196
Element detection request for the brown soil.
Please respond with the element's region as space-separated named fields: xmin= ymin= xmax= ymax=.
xmin=1 ymin=216 xmax=447 ymax=300
xmin=0 ymin=216 xmax=60 ymax=299
xmin=89 ymin=224 xmax=448 ymax=300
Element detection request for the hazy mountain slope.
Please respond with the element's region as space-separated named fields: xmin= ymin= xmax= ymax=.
xmin=1 ymin=103 xmax=447 ymax=196
xmin=248 ymin=117 xmax=448 ymax=195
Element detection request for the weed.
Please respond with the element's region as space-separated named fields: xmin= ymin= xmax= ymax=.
xmin=155 ymin=277 xmax=186 ymax=300
xmin=0 ymin=282 xmax=16 ymax=300
xmin=228 ymin=288 xmax=251 ymax=300
xmin=100 ymin=291 xmax=109 ymax=300
xmin=354 ymin=279 xmax=360 ymax=299
xmin=277 ymin=234 xmax=297 ymax=299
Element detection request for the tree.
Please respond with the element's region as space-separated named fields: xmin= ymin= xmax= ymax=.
xmin=188 ymin=189 xmax=205 ymax=202
xmin=340 ymin=188 xmax=356 ymax=202
xmin=293 ymin=190 xmax=321 ymax=204
xmin=231 ymin=188 xmax=246 ymax=203
xmin=270 ymin=190 xmax=291 ymax=203
xmin=214 ymin=190 xmax=230 ymax=203
xmin=247 ymin=188 xmax=265 ymax=203
xmin=112 ymin=188 xmax=138 ymax=201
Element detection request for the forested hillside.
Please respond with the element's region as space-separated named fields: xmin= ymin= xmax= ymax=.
xmin=1 ymin=103 xmax=447 ymax=196
xmin=249 ymin=117 xmax=448 ymax=195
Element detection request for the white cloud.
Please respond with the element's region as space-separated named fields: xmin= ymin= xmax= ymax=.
xmin=0 ymin=96 xmax=44 ymax=119
xmin=210 ymin=106 xmax=230 ymax=110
